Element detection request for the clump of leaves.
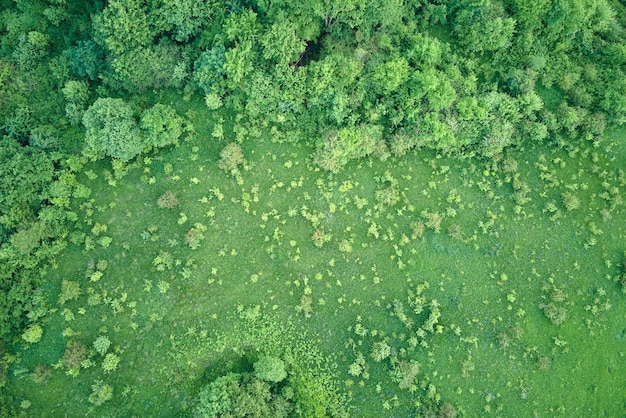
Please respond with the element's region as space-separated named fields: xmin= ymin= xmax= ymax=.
xmin=448 ymin=224 xmax=463 ymax=240
xmin=438 ymin=402 xmax=458 ymax=418
xmin=93 ymin=336 xmax=111 ymax=356
xmin=88 ymin=380 xmax=113 ymax=406
xmin=96 ymin=259 xmax=108 ymax=271
xmin=30 ymin=364 xmax=51 ymax=384
xmin=153 ymin=251 xmax=174 ymax=271
xmin=102 ymin=353 xmax=120 ymax=373
xmin=497 ymin=332 xmax=511 ymax=350
xmin=157 ymin=190 xmax=179 ymax=209
xmin=22 ymin=324 xmax=43 ymax=344
xmin=218 ymin=142 xmax=244 ymax=174
xmin=410 ymin=221 xmax=425 ymax=239
xmin=375 ymin=184 xmax=400 ymax=207
xmin=561 ymin=191 xmax=581 ymax=211
xmin=338 ymin=240 xmax=353 ymax=253
xmin=540 ymin=303 xmax=568 ymax=326
xmin=296 ymin=295 xmax=313 ymax=318
xmin=62 ymin=341 xmax=87 ymax=371
xmin=390 ymin=359 xmax=420 ymax=391
xmin=311 ymin=228 xmax=332 ymax=248
xmin=58 ymin=279 xmax=81 ymax=305
xmin=347 ymin=352 xmax=367 ymax=377
xmin=254 ymin=356 xmax=287 ymax=383
xmin=502 ymin=157 xmax=518 ymax=173
xmin=461 ymin=355 xmax=475 ymax=377
xmin=185 ymin=223 xmax=207 ymax=249
xmin=371 ymin=341 xmax=391 ymax=362
xmin=620 ymin=255 xmax=626 ymax=293
xmin=422 ymin=211 xmax=443 ymax=233
xmin=537 ymin=354 xmax=551 ymax=370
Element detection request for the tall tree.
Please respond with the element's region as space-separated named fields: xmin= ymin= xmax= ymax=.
xmin=82 ymin=98 xmax=142 ymax=162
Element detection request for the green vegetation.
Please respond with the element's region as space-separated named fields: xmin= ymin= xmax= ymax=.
xmin=1 ymin=0 xmax=625 ymax=416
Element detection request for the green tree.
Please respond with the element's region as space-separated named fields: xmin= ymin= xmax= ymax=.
xmin=0 ymin=136 xmax=55 ymax=230
xmin=155 ymin=0 xmax=216 ymax=42
xmin=223 ymin=41 xmax=256 ymax=87
xmin=62 ymin=80 xmax=89 ymax=125
xmin=370 ymin=57 xmax=410 ymax=95
xmin=194 ymin=45 xmax=227 ymax=95
xmin=105 ymin=40 xmax=182 ymax=92
xmin=224 ymin=9 xmax=262 ymax=44
xmin=21 ymin=324 xmax=42 ymax=344
xmin=261 ymin=20 xmax=306 ymax=65
xmin=12 ymin=31 xmax=49 ymax=71
xmin=195 ymin=372 xmax=294 ymax=418
xmin=92 ymin=0 xmax=153 ymax=56
xmin=82 ymin=98 xmax=143 ymax=162
xmin=313 ymin=125 xmax=381 ymax=172
xmin=64 ymin=40 xmax=104 ymax=81
xmin=140 ymin=104 xmax=184 ymax=151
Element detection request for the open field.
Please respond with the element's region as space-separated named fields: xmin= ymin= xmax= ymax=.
xmin=9 ymin=95 xmax=625 ymax=416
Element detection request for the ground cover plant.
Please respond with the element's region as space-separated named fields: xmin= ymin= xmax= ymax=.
xmin=1 ymin=0 xmax=626 ymax=416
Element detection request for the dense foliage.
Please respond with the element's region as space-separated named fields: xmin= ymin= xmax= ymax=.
xmin=0 ymin=0 xmax=625 ymax=415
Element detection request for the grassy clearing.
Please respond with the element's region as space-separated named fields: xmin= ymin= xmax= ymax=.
xmin=8 ymin=97 xmax=626 ymax=416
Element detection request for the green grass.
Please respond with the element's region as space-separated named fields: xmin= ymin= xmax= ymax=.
xmin=7 ymin=97 xmax=626 ymax=416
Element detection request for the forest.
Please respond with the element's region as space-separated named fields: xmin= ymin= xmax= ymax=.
xmin=0 ymin=0 xmax=625 ymax=416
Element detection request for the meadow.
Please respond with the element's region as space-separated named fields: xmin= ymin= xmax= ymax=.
xmin=8 ymin=93 xmax=625 ymax=417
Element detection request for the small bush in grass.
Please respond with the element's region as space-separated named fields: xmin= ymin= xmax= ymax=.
xmin=58 ymin=280 xmax=81 ymax=305
xmin=102 ymin=353 xmax=120 ymax=373
xmin=218 ymin=142 xmax=244 ymax=174
xmin=438 ymin=402 xmax=457 ymax=418
xmin=93 ymin=336 xmax=111 ymax=356
xmin=562 ymin=191 xmax=581 ymax=211
xmin=62 ymin=341 xmax=87 ymax=371
xmin=30 ymin=364 xmax=51 ymax=384
xmin=88 ymin=380 xmax=113 ymax=406
xmin=157 ymin=190 xmax=179 ymax=209
xmin=371 ymin=341 xmax=391 ymax=362
xmin=541 ymin=303 xmax=567 ymax=326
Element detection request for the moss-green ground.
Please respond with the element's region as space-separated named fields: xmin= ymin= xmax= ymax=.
xmin=8 ymin=94 xmax=626 ymax=416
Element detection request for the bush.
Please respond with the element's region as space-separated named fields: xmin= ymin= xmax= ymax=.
xmin=88 ymin=380 xmax=113 ymax=406
xmin=541 ymin=303 xmax=567 ymax=326
xmin=157 ymin=190 xmax=179 ymax=209
xmin=30 ymin=364 xmax=51 ymax=384
xmin=93 ymin=336 xmax=111 ymax=356
xmin=218 ymin=143 xmax=244 ymax=174
xmin=254 ymin=356 xmax=287 ymax=383
xmin=62 ymin=341 xmax=87 ymax=370
xmin=102 ymin=353 xmax=120 ymax=373
xmin=313 ymin=125 xmax=380 ymax=173
xmin=58 ymin=280 xmax=81 ymax=305
xmin=562 ymin=192 xmax=581 ymax=211
xmin=371 ymin=341 xmax=391 ymax=362
xmin=21 ymin=324 xmax=43 ymax=344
